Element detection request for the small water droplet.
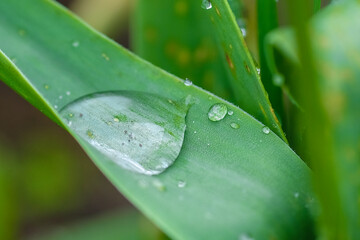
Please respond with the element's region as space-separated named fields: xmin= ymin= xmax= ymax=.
xmin=54 ymin=105 xmax=58 ymax=109
xmin=256 ymin=67 xmax=261 ymax=75
xmin=178 ymin=180 xmax=186 ymax=188
xmin=194 ymin=130 xmax=197 ymax=134
xmin=294 ymin=192 xmax=299 ymax=198
xmin=239 ymin=233 xmax=254 ymax=240
xmin=184 ymin=78 xmax=192 ymax=86
xmin=113 ymin=117 xmax=120 ymax=122
xmin=72 ymin=41 xmax=79 ymax=47
xmin=68 ymin=113 xmax=74 ymax=118
xmin=66 ymin=91 xmax=71 ymax=96
xmin=240 ymin=28 xmax=247 ymax=37
xmin=59 ymin=95 xmax=63 ymax=100
xmin=201 ymin=0 xmax=212 ymax=9
xmin=44 ymin=84 xmax=50 ymax=90
xmin=208 ymin=96 xmax=213 ymax=100
xmin=153 ymin=179 xmax=166 ymax=191
xmin=230 ymin=123 xmax=240 ymax=129
xmin=228 ymin=110 xmax=233 ymax=116
xmin=262 ymin=126 xmax=270 ymax=134
xmin=208 ymin=103 xmax=227 ymax=121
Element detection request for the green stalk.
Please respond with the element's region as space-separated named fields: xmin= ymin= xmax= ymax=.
xmin=286 ymin=0 xmax=347 ymax=239
xmin=257 ymin=0 xmax=284 ymax=122
xmin=314 ymin=0 xmax=322 ymax=13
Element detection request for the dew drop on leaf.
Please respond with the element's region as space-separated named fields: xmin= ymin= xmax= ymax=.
xmin=72 ymin=41 xmax=79 ymax=48
xmin=208 ymin=103 xmax=228 ymax=121
xmin=262 ymin=126 xmax=270 ymax=134
xmin=230 ymin=122 xmax=240 ymax=129
xmin=238 ymin=233 xmax=254 ymax=240
xmin=240 ymin=27 xmax=247 ymax=37
xmin=60 ymin=91 xmax=188 ymax=175
xmin=184 ymin=78 xmax=192 ymax=86
xmin=201 ymin=0 xmax=212 ymax=10
xmin=228 ymin=110 xmax=233 ymax=116
xmin=177 ymin=180 xmax=186 ymax=188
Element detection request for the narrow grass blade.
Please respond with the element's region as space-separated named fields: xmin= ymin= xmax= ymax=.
xmin=257 ymin=0 xmax=284 ymax=122
xmin=204 ymin=0 xmax=287 ymax=142
xmin=266 ymin=1 xmax=360 ymax=238
xmin=132 ymin=0 xmax=234 ymax=101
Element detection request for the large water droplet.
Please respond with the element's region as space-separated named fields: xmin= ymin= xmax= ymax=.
xmin=201 ymin=0 xmax=212 ymax=9
xmin=60 ymin=91 xmax=188 ymax=175
xmin=208 ymin=103 xmax=227 ymax=121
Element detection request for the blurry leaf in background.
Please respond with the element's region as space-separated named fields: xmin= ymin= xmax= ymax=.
xmin=132 ymin=0 xmax=233 ymax=101
xmin=29 ymin=210 xmax=167 ymax=240
xmin=0 ymin=141 xmax=19 ymax=240
xmin=70 ymin=0 xmax=133 ymax=38
xmin=266 ymin=1 xmax=360 ymax=238
xmin=20 ymin=130 xmax=82 ymax=218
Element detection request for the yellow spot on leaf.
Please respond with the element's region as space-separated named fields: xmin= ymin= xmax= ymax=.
xmin=177 ymin=48 xmax=191 ymax=66
xmin=323 ymin=90 xmax=346 ymax=123
xmin=225 ymin=53 xmax=234 ymax=70
xmin=175 ymin=0 xmax=188 ymax=16
xmin=145 ymin=27 xmax=157 ymax=43
xmin=215 ymin=7 xmax=221 ymax=17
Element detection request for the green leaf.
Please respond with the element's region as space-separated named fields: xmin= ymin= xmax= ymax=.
xmin=257 ymin=0 xmax=284 ymax=121
xmin=204 ymin=0 xmax=287 ymax=142
xmin=132 ymin=0 xmax=233 ymax=101
xmin=266 ymin=1 xmax=360 ymax=238
xmin=0 ymin=0 xmax=314 ymax=239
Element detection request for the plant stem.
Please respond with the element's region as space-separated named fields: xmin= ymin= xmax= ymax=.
xmin=286 ymin=0 xmax=347 ymax=239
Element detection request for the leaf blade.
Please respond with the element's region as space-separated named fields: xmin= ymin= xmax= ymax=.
xmin=0 ymin=0 xmax=313 ymax=239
